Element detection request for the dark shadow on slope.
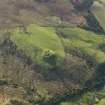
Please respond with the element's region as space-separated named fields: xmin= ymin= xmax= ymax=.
xmin=84 ymin=12 xmax=105 ymax=35
xmin=94 ymin=62 xmax=105 ymax=90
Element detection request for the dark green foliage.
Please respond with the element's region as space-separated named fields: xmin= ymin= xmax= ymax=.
xmin=73 ymin=0 xmax=93 ymax=11
xmin=96 ymin=62 xmax=105 ymax=83
xmin=43 ymin=50 xmax=57 ymax=66
xmin=0 ymin=79 xmax=8 ymax=85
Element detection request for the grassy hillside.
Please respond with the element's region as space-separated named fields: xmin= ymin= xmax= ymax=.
xmin=0 ymin=0 xmax=105 ymax=105
xmin=58 ymin=27 xmax=105 ymax=64
xmin=1 ymin=24 xmax=105 ymax=105
xmin=91 ymin=0 xmax=105 ymax=31
xmin=10 ymin=24 xmax=65 ymax=65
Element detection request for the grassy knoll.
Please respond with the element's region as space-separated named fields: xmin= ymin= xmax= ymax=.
xmin=3 ymin=24 xmax=105 ymax=105
xmin=10 ymin=24 xmax=65 ymax=65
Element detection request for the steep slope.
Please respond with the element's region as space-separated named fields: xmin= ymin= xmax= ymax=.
xmin=91 ymin=0 xmax=105 ymax=31
xmin=0 ymin=0 xmax=105 ymax=105
xmin=0 ymin=23 xmax=104 ymax=105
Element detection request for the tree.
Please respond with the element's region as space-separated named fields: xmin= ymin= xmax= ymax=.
xmin=43 ymin=49 xmax=57 ymax=66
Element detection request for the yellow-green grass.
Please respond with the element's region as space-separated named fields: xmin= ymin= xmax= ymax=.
xmin=91 ymin=0 xmax=105 ymax=31
xmin=10 ymin=23 xmax=105 ymax=64
xmin=59 ymin=27 xmax=105 ymax=64
xmin=95 ymin=99 xmax=105 ymax=105
xmin=10 ymin=24 xmax=65 ymax=64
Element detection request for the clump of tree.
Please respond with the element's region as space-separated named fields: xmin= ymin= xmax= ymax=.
xmin=43 ymin=49 xmax=57 ymax=66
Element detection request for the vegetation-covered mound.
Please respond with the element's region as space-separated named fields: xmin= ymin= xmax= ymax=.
xmin=0 ymin=0 xmax=105 ymax=105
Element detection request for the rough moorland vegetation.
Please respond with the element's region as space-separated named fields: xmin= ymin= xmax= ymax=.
xmin=0 ymin=0 xmax=105 ymax=105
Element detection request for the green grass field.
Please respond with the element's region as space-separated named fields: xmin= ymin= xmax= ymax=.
xmin=58 ymin=27 xmax=105 ymax=64
xmin=10 ymin=24 xmax=65 ymax=64
xmin=10 ymin=24 xmax=105 ymax=65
